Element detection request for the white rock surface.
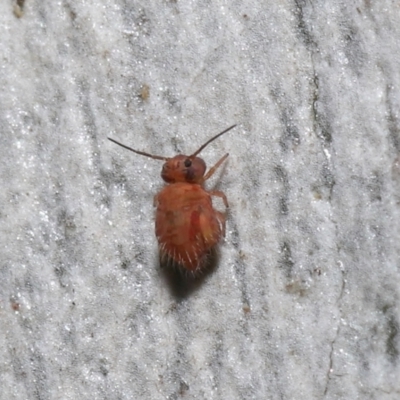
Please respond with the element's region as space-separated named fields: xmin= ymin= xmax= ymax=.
xmin=1 ymin=1 xmax=400 ymax=399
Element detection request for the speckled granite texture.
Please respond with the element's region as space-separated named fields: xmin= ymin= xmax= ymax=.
xmin=1 ymin=1 xmax=400 ymax=399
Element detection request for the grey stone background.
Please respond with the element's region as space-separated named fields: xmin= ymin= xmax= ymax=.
xmin=1 ymin=1 xmax=399 ymax=399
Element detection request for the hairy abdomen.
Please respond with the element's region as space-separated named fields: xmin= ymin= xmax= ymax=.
xmin=155 ymin=183 xmax=222 ymax=272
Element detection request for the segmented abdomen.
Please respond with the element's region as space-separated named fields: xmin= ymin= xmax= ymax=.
xmin=155 ymin=183 xmax=222 ymax=272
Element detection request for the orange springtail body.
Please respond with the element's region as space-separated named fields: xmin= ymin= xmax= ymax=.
xmin=108 ymin=124 xmax=236 ymax=273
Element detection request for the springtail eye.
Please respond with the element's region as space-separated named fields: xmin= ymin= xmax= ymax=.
xmin=184 ymin=159 xmax=192 ymax=168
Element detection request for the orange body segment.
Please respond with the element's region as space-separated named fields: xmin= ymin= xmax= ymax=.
xmin=155 ymin=183 xmax=224 ymax=272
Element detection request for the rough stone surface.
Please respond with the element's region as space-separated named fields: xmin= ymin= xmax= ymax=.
xmin=1 ymin=1 xmax=400 ymax=399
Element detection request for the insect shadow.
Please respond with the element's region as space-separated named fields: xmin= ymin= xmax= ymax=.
xmin=158 ymin=247 xmax=220 ymax=298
